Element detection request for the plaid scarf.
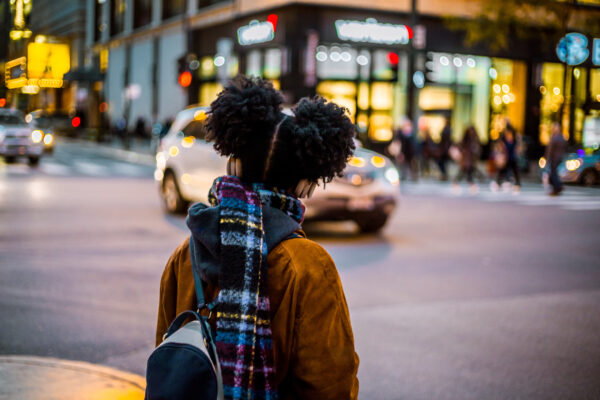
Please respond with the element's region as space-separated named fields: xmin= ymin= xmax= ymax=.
xmin=209 ymin=176 xmax=305 ymax=400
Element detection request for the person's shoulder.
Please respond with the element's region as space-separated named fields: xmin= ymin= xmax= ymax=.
xmin=273 ymin=237 xmax=338 ymax=281
xmin=164 ymin=237 xmax=191 ymax=276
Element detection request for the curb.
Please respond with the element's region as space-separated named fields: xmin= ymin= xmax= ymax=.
xmin=0 ymin=355 xmax=146 ymax=399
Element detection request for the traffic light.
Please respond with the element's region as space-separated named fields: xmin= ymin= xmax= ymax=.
xmin=177 ymin=55 xmax=191 ymax=87
xmin=387 ymin=51 xmax=399 ymax=82
xmin=424 ymin=52 xmax=436 ymax=84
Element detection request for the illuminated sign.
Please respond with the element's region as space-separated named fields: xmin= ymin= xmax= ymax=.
xmin=593 ymin=38 xmax=600 ymax=66
xmin=335 ymin=18 xmax=412 ymax=45
xmin=556 ymin=33 xmax=589 ymax=65
xmin=237 ymin=17 xmax=276 ymax=46
xmin=5 ymin=57 xmax=27 ymax=89
xmin=28 ymin=43 xmax=70 ymax=80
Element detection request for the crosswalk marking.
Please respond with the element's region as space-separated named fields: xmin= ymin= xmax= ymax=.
xmin=403 ymin=182 xmax=600 ymax=211
xmin=1 ymin=157 xmax=153 ymax=179
xmin=39 ymin=161 xmax=71 ymax=176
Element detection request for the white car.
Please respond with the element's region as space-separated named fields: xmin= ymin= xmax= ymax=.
xmin=156 ymin=106 xmax=400 ymax=232
xmin=0 ymin=109 xmax=44 ymax=165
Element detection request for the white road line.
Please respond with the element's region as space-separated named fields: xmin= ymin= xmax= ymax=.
xmin=39 ymin=161 xmax=71 ymax=176
xmin=109 ymin=161 xmax=150 ymax=177
xmin=73 ymin=161 xmax=110 ymax=176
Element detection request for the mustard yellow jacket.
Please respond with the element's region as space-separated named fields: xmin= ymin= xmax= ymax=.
xmin=156 ymin=234 xmax=360 ymax=399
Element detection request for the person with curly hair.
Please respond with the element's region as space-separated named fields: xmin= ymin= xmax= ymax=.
xmin=155 ymin=76 xmax=359 ymax=400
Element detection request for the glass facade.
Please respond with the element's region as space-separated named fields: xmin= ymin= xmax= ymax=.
xmin=134 ymin=0 xmax=152 ymax=29
xmin=315 ymin=44 xmax=406 ymax=143
xmin=110 ymin=0 xmax=126 ymax=36
xmin=162 ymin=0 xmax=185 ymax=21
xmin=419 ymin=52 xmax=491 ymax=145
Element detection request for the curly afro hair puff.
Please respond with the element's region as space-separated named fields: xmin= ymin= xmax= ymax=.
xmin=205 ymin=76 xmax=356 ymax=190
xmin=267 ymin=96 xmax=356 ymax=187
xmin=206 ymin=76 xmax=283 ymax=158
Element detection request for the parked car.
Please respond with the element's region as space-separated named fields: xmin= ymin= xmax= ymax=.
xmin=156 ymin=105 xmax=400 ymax=232
xmin=27 ymin=110 xmax=56 ymax=154
xmin=0 ymin=109 xmax=44 ymax=165
xmin=556 ymin=149 xmax=600 ymax=186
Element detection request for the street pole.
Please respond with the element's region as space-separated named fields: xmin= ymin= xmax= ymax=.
xmin=406 ymin=0 xmax=418 ymax=131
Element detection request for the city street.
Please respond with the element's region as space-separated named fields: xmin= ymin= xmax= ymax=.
xmin=1 ymin=141 xmax=600 ymax=399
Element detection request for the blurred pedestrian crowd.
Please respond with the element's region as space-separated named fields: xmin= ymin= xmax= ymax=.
xmin=388 ymin=116 xmax=566 ymax=196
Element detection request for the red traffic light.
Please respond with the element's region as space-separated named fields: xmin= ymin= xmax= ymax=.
xmin=72 ymin=116 xmax=81 ymax=128
xmin=267 ymin=14 xmax=278 ymax=32
xmin=178 ymin=71 xmax=192 ymax=87
xmin=0 ymin=98 xmax=6 ymax=108
xmin=387 ymin=52 xmax=399 ymax=65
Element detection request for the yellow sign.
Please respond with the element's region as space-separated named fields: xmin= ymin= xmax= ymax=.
xmin=27 ymin=43 xmax=70 ymax=81
xmin=5 ymin=57 xmax=27 ymax=89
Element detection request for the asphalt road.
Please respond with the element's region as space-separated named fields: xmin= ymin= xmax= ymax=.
xmin=1 ymin=141 xmax=599 ymax=399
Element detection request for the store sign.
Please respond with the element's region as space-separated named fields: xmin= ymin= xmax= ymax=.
xmin=593 ymin=38 xmax=600 ymax=66
xmin=27 ymin=43 xmax=70 ymax=88
xmin=4 ymin=57 xmax=27 ymax=89
xmin=335 ymin=18 xmax=412 ymax=45
xmin=237 ymin=20 xmax=274 ymax=46
xmin=556 ymin=33 xmax=589 ymax=65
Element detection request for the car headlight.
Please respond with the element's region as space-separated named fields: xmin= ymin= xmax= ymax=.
xmin=370 ymin=155 xmax=386 ymax=168
xmin=538 ymin=157 xmax=546 ymax=169
xmin=31 ymin=129 xmax=43 ymax=143
xmin=565 ymin=159 xmax=582 ymax=171
xmin=384 ymin=167 xmax=400 ymax=185
xmin=43 ymin=133 xmax=53 ymax=145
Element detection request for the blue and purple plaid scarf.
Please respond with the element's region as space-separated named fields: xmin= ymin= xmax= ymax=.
xmin=209 ymin=176 xmax=305 ymax=400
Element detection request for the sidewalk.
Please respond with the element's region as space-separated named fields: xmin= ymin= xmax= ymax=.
xmin=0 ymin=355 xmax=145 ymax=400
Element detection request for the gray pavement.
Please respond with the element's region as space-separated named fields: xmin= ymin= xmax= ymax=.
xmin=1 ymin=141 xmax=600 ymax=399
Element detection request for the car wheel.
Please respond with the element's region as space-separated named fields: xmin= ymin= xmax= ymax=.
xmin=580 ymin=169 xmax=598 ymax=187
xmin=28 ymin=156 xmax=40 ymax=166
xmin=356 ymin=214 xmax=389 ymax=233
xmin=4 ymin=156 xmax=16 ymax=163
xmin=162 ymin=172 xmax=188 ymax=213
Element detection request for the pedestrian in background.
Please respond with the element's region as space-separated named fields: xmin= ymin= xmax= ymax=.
xmin=492 ymin=125 xmax=521 ymax=193
xmin=155 ymin=77 xmax=359 ymax=399
xmin=437 ymin=117 xmax=452 ymax=181
xmin=420 ymin=129 xmax=437 ymax=178
xmin=453 ymin=125 xmax=481 ymax=192
xmin=545 ymin=122 xmax=567 ymax=196
xmin=395 ymin=119 xmax=418 ymax=181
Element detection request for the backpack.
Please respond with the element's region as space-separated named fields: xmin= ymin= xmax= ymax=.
xmin=145 ymin=260 xmax=224 ymax=400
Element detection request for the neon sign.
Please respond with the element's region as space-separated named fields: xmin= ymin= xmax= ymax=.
xmin=237 ymin=15 xmax=277 ymax=46
xmin=556 ymin=33 xmax=589 ymax=65
xmin=335 ymin=18 xmax=412 ymax=45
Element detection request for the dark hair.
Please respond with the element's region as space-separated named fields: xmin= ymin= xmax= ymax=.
xmin=206 ymin=76 xmax=356 ymax=189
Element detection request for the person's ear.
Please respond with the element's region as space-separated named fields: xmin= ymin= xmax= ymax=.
xmin=227 ymin=157 xmax=242 ymax=177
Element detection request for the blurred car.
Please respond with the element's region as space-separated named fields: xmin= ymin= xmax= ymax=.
xmin=27 ymin=110 xmax=56 ymax=154
xmin=556 ymin=149 xmax=600 ymax=186
xmin=155 ymin=105 xmax=400 ymax=232
xmin=0 ymin=109 xmax=44 ymax=165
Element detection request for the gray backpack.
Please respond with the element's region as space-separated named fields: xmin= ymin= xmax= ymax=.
xmin=145 ymin=262 xmax=224 ymax=400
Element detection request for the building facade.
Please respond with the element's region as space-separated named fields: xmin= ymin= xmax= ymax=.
xmin=87 ymin=0 xmax=600 ymax=153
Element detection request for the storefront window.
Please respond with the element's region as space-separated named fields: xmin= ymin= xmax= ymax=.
xmin=110 ymin=0 xmax=126 ymax=36
xmin=199 ymin=83 xmax=223 ymax=107
xmin=134 ymin=0 xmax=152 ymax=29
xmin=489 ymin=58 xmax=526 ymax=142
xmin=419 ymin=53 xmax=491 ymax=144
xmin=539 ymin=63 xmax=565 ymax=145
xmin=316 ymin=45 xmax=358 ymax=80
xmin=246 ymin=50 xmax=261 ymax=77
xmin=263 ymin=48 xmax=281 ymax=79
xmin=163 ymin=0 xmax=185 ymax=20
